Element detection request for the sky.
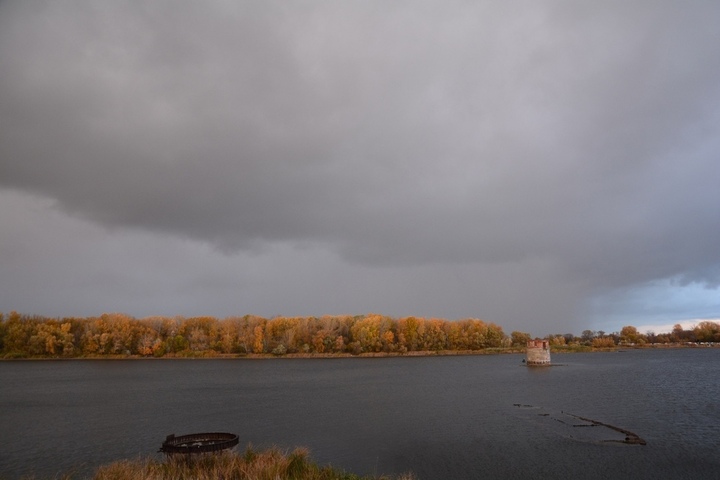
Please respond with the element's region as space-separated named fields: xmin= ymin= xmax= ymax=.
xmin=1 ymin=1 xmax=719 ymax=336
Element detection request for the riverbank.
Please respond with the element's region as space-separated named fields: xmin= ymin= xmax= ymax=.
xmin=3 ymin=342 xmax=717 ymax=360
xmin=3 ymin=312 xmax=716 ymax=359
xmin=89 ymin=446 xmax=414 ymax=480
xmin=1 ymin=348 xmax=526 ymax=360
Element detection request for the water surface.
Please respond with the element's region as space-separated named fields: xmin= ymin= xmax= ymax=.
xmin=1 ymin=349 xmax=719 ymax=479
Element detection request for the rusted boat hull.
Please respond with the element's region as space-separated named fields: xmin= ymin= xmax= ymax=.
xmin=159 ymin=432 xmax=239 ymax=455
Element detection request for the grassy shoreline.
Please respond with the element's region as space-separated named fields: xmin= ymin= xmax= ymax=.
xmin=52 ymin=446 xmax=415 ymax=480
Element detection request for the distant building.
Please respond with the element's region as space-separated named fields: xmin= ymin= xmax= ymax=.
xmin=526 ymin=339 xmax=551 ymax=366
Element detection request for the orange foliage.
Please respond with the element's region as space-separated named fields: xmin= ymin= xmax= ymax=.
xmin=0 ymin=311 xmax=521 ymax=358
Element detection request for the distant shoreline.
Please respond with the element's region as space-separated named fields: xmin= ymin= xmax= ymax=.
xmin=1 ymin=349 xmax=521 ymax=360
xmin=3 ymin=312 xmax=716 ymax=359
xmin=2 ymin=343 xmax=716 ymax=361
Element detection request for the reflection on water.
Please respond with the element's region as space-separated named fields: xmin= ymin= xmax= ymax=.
xmin=1 ymin=349 xmax=719 ymax=479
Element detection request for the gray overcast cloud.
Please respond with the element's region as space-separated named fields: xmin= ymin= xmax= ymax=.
xmin=1 ymin=1 xmax=719 ymax=334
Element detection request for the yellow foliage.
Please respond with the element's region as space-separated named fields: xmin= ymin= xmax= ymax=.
xmin=253 ymin=325 xmax=265 ymax=354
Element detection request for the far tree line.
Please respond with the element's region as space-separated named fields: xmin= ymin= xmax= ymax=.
xmin=538 ymin=322 xmax=720 ymax=348
xmin=0 ymin=311 xmax=718 ymax=358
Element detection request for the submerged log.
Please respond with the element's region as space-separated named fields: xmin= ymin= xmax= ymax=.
xmin=512 ymin=404 xmax=646 ymax=446
xmin=565 ymin=413 xmax=647 ymax=445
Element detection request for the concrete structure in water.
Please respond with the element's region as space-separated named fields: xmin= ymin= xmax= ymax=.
xmin=526 ymin=339 xmax=551 ymax=366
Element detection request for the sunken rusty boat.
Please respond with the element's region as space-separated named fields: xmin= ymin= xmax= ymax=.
xmin=159 ymin=432 xmax=239 ymax=455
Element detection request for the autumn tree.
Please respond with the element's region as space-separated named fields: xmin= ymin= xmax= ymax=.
xmin=591 ymin=336 xmax=616 ymax=348
xmin=140 ymin=316 xmax=179 ymax=341
xmin=1 ymin=311 xmax=524 ymax=358
xmin=620 ymin=325 xmax=647 ymax=345
xmin=142 ymin=316 xmax=187 ymax=355
xmin=444 ymin=321 xmax=464 ymax=351
xmin=265 ymin=317 xmax=301 ymax=353
xmin=137 ymin=328 xmax=159 ymax=356
xmin=510 ymin=331 xmax=532 ymax=347
xmin=319 ymin=315 xmax=354 ymax=353
xmin=28 ymin=320 xmax=74 ymax=356
xmin=2 ymin=312 xmax=36 ymax=356
xmin=253 ymin=321 xmax=266 ymax=354
xmin=312 ymin=329 xmax=328 ymax=353
xmin=464 ymin=319 xmax=488 ymax=349
xmin=694 ymin=321 xmax=720 ymax=343
xmin=423 ymin=319 xmax=447 ymax=351
xmin=350 ymin=314 xmax=394 ymax=353
xmin=0 ymin=312 xmax=5 ymax=352
xmin=179 ymin=317 xmax=220 ymax=352
xmin=216 ymin=317 xmax=242 ymax=354
xmin=397 ymin=316 xmax=425 ymax=351
xmin=293 ymin=317 xmax=315 ymax=352
xmin=670 ymin=323 xmax=695 ymax=343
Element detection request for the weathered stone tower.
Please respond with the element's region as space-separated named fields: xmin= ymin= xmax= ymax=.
xmin=526 ymin=339 xmax=551 ymax=366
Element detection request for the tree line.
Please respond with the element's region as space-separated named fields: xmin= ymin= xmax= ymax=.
xmin=538 ymin=322 xmax=720 ymax=348
xmin=0 ymin=312 xmax=509 ymax=358
xmin=1 ymin=311 xmax=717 ymax=358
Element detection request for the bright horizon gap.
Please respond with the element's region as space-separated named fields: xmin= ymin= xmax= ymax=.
xmin=632 ymin=319 xmax=720 ymax=335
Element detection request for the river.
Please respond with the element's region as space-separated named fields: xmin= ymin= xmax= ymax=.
xmin=1 ymin=348 xmax=719 ymax=479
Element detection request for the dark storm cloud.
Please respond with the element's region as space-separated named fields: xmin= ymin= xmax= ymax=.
xmin=1 ymin=1 xmax=719 ymax=330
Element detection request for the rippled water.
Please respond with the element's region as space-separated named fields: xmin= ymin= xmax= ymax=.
xmin=1 ymin=349 xmax=719 ymax=479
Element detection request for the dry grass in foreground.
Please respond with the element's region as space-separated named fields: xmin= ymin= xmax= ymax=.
xmin=92 ymin=446 xmax=415 ymax=480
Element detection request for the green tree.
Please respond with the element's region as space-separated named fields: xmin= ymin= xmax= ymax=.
xmin=484 ymin=322 xmax=506 ymax=348
xmin=166 ymin=334 xmax=189 ymax=354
